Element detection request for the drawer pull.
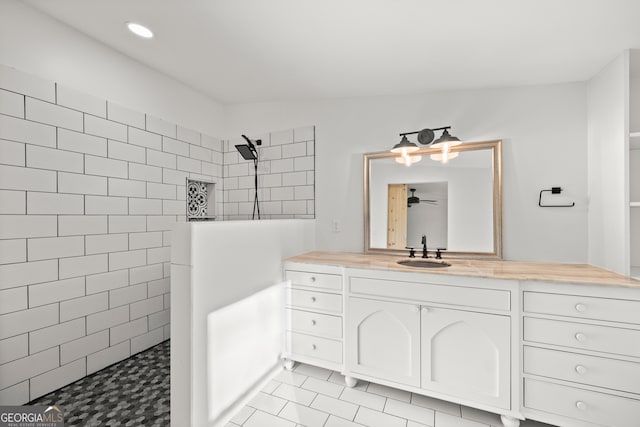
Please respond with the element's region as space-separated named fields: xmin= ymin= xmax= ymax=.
xmin=311 ymin=297 xmax=316 ymax=302
xmin=311 ymin=320 xmax=317 ymax=326
xmin=575 ymin=303 xmax=587 ymax=312
xmin=576 ymin=401 xmax=587 ymax=411
xmin=310 ymin=276 xmax=316 ymax=282
xmin=575 ymin=365 xmax=587 ymax=375
xmin=311 ymin=344 xmax=317 ymax=350
xmin=575 ymin=332 xmax=587 ymax=342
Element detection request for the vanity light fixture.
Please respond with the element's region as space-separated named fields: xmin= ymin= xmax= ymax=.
xmin=126 ymin=22 xmax=154 ymax=39
xmin=391 ymin=135 xmax=419 ymax=155
xmin=391 ymin=135 xmax=422 ymax=166
xmin=430 ymin=129 xmax=461 ymax=164
xmin=392 ymin=126 xmax=462 ymax=165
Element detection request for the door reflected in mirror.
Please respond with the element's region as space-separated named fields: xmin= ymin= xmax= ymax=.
xmin=365 ymin=140 xmax=502 ymax=259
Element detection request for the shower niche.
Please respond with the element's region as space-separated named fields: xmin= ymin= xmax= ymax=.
xmin=186 ymin=178 xmax=217 ymax=221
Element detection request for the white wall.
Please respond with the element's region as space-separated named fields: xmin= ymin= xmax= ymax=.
xmin=0 ymin=0 xmax=225 ymax=136
xmin=171 ymin=220 xmax=315 ymax=427
xmin=0 ymin=64 xmax=224 ymax=404
xmin=206 ymin=284 xmax=285 ymax=424
xmin=0 ymin=2 xmax=231 ymax=402
xmin=225 ymin=83 xmax=589 ymax=263
xmin=587 ymin=51 xmax=629 ymax=275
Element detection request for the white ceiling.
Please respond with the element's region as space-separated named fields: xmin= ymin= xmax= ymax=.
xmin=27 ymin=0 xmax=640 ymax=105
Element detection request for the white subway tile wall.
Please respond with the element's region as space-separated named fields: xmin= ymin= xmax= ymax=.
xmin=0 ymin=64 xmax=315 ymax=405
xmin=0 ymin=64 xmax=222 ymax=405
xmin=222 ymin=128 xmax=315 ymax=220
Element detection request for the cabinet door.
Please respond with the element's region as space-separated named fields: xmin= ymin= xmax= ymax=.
xmin=421 ymin=306 xmax=510 ymax=409
xmin=346 ymin=297 xmax=420 ymax=387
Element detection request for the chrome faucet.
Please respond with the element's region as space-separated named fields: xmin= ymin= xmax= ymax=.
xmin=421 ymin=235 xmax=429 ymax=258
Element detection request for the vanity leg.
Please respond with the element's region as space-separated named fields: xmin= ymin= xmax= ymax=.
xmin=500 ymin=415 xmax=520 ymax=427
xmin=283 ymin=359 xmax=295 ymax=371
xmin=344 ymin=376 xmax=358 ymax=388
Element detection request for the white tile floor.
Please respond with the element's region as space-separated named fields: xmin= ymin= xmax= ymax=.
xmin=226 ymin=363 xmax=554 ymax=427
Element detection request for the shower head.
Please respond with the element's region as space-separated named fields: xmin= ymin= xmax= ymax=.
xmin=241 ymin=134 xmax=257 ymax=148
xmin=235 ymin=144 xmax=256 ymax=160
xmin=236 ymin=135 xmax=262 ymax=160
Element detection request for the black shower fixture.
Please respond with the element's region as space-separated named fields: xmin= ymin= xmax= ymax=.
xmin=235 ymin=135 xmax=261 ymax=160
xmin=235 ymin=135 xmax=263 ymax=219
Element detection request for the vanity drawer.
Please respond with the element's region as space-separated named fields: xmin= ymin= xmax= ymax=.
xmin=349 ymin=276 xmax=510 ymax=311
xmin=289 ymin=289 xmax=342 ymax=313
xmin=286 ymin=270 xmax=342 ymax=291
xmin=524 ymin=378 xmax=640 ymax=427
xmin=523 ymin=317 xmax=640 ymax=357
xmin=524 ymin=346 xmax=640 ymax=394
xmin=287 ymin=308 xmax=342 ymax=339
xmin=524 ymin=291 xmax=640 ymax=325
xmin=289 ymin=331 xmax=342 ymax=364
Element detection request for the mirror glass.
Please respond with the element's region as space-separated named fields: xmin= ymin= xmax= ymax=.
xmin=405 ymin=182 xmax=448 ymax=249
xmin=364 ymin=140 xmax=502 ymax=258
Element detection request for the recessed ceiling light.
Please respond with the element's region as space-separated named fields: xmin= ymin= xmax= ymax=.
xmin=126 ymin=22 xmax=154 ymax=39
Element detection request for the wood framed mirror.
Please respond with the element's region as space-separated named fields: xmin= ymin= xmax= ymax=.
xmin=364 ymin=140 xmax=502 ymax=259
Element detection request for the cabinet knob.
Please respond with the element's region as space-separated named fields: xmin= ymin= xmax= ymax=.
xmin=311 ymin=297 xmax=316 ymax=302
xmin=311 ymin=320 xmax=317 ymax=326
xmin=576 ymin=401 xmax=587 ymax=411
xmin=575 ymin=332 xmax=587 ymax=342
xmin=310 ymin=276 xmax=316 ymax=282
xmin=311 ymin=344 xmax=317 ymax=350
xmin=412 ymin=305 xmax=420 ymax=313
xmin=575 ymin=303 xmax=587 ymax=312
xmin=575 ymin=365 xmax=587 ymax=375
xmin=421 ymin=307 xmax=429 ymax=314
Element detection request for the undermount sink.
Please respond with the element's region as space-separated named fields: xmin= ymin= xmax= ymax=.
xmin=397 ymin=259 xmax=451 ymax=268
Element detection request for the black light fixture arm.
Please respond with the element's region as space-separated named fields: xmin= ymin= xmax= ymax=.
xmin=399 ymin=126 xmax=450 ymax=137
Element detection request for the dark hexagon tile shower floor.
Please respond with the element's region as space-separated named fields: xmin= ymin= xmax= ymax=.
xmin=29 ymin=340 xmax=170 ymax=426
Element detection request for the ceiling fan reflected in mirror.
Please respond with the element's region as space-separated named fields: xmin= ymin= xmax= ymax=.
xmin=407 ymin=188 xmax=437 ymax=207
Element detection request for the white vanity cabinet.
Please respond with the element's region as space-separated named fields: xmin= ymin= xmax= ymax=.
xmin=283 ymin=263 xmax=345 ymax=372
xmin=283 ymin=252 xmax=640 ymax=427
xmin=521 ymin=281 xmax=640 ymax=427
xmin=421 ymin=306 xmax=510 ymax=409
xmin=344 ymin=269 xmax=516 ymax=419
xmin=346 ymin=297 xmax=421 ymax=387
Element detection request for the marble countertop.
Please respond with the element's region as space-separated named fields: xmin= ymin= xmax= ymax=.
xmin=285 ymin=251 xmax=640 ymax=288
